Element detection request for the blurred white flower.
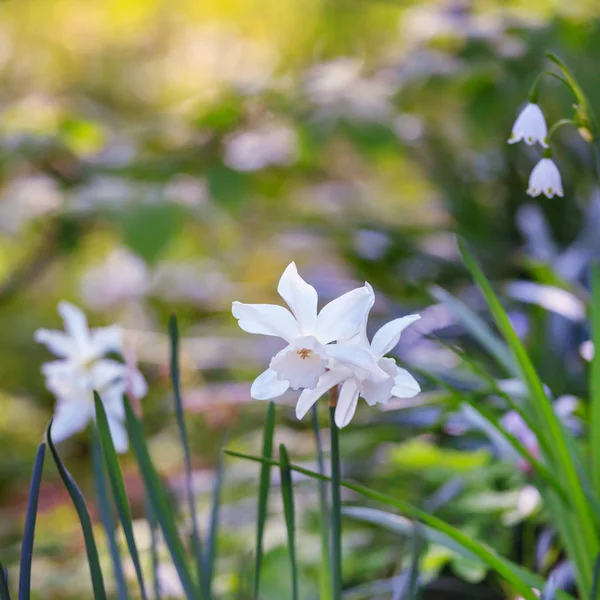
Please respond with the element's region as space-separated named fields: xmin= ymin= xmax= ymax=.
xmin=0 ymin=174 xmax=62 ymax=234
xmin=224 ymin=124 xmax=298 ymax=172
xmin=36 ymin=302 xmax=146 ymax=452
xmin=304 ymin=58 xmax=396 ymax=121
xmin=508 ymin=103 xmax=548 ymax=147
xmin=232 ymin=262 xmax=387 ymax=402
xmin=527 ymin=158 xmax=563 ymax=198
xmin=296 ymin=284 xmax=421 ymax=428
xmin=81 ymin=249 xmax=150 ymax=309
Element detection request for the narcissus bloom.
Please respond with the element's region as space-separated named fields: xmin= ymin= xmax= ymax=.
xmin=296 ymin=284 xmax=421 ymax=428
xmin=508 ymin=103 xmax=548 ymax=147
xmin=36 ymin=302 xmax=146 ymax=452
xmin=232 ymin=262 xmax=387 ymax=401
xmin=527 ymin=158 xmax=563 ymax=198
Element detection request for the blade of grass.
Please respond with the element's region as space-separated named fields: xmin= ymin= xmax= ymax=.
xmin=0 ymin=560 xmax=10 ymax=600
xmin=18 ymin=443 xmax=45 ymax=600
xmin=253 ymin=401 xmax=276 ymax=599
xmin=145 ymin=500 xmax=161 ymax=600
xmin=279 ymin=445 xmax=299 ymax=600
xmin=404 ymin=524 xmax=423 ymax=600
xmin=91 ymin=429 xmax=129 ymax=600
xmin=458 ymin=238 xmax=598 ymax=594
xmin=46 ymin=422 xmax=107 ymax=600
xmin=591 ymin=264 xmax=600 ymax=497
xmin=429 ymin=284 xmax=516 ymax=376
xmin=168 ymin=315 xmax=205 ymax=595
xmin=124 ymin=398 xmax=199 ymax=599
xmin=94 ymin=393 xmax=147 ymax=600
xmin=224 ymin=449 xmax=553 ymax=600
xmin=591 ymin=552 xmax=600 ymax=600
xmin=311 ymin=405 xmax=332 ymax=600
xmin=202 ymin=437 xmax=226 ymax=596
xmin=329 ymin=403 xmax=343 ymax=600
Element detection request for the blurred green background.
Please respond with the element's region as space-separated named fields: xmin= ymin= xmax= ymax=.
xmin=2 ymin=0 xmax=600 ymax=597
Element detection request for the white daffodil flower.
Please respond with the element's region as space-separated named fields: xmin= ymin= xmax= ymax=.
xmin=36 ymin=301 xmax=146 ymax=453
xmin=296 ymin=285 xmax=421 ymax=428
xmin=508 ymin=103 xmax=548 ymax=147
xmin=527 ymin=158 xmax=564 ymax=198
xmin=232 ymin=262 xmax=387 ymax=401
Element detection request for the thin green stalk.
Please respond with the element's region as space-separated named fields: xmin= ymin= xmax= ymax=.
xmin=0 ymin=560 xmax=10 ymax=600
xmin=329 ymin=400 xmax=342 ymax=600
xmin=279 ymin=445 xmax=298 ymax=600
xmin=168 ymin=315 xmax=205 ymax=596
xmin=311 ymin=405 xmax=332 ymax=600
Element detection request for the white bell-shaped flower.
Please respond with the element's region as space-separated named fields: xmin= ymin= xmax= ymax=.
xmin=508 ymin=103 xmax=548 ymax=147
xmin=527 ymin=157 xmax=564 ymax=199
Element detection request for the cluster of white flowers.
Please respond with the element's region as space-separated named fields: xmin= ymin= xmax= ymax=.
xmin=232 ymin=262 xmax=421 ymax=428
xmin=35 ymin=302 xmax=147 ymax=453
xmin=508 ymin=102 xmax=564 ymax=199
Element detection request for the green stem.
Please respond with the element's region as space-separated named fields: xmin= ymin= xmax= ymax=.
xmin=312 ymin=405 xmax=332 ymax=600
xmin=329 ymin=396 xmax=343 ymax=600
xmin=546 ymin=119 xmax=576 ymax=144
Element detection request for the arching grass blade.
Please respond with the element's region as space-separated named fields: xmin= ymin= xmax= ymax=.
xmin=46 ymin=421 xmax=107 ymax=600
xmin=279 ymin=445 xmax=298 ymax=600
xmin=168 ymin=315 xmax=204 ymax=595
xmin=124 ymin=398 xmax=198 ymax=599
xmin=18 ymin=442 xmax=45 ymax=600
xmin=94 ymin=393 xmax=147 ymax=600
xmin=254 ymin=401 xmax=276 ymax=599
xmin=91 ymin=428 xmax=129 ymax=600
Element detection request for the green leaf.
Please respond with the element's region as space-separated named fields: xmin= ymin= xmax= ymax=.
xmin=311 ymin=406 xmax=332 ymax=600
xmin=224 ymin=449 xmax=555 ymax=600
xmin=254 ymin=401 xmax=276 ymax=599
xmin=18 ymin=443 xmax=45 ymax=600
xmin=168 ymin=315 xmax=204 ymax=594
xmin=120 ymin=202 xmax=184 ymax=264
xmin=46 ymin=422 xmax=107 ymax=600
xmin=458 ymin=238 xmax=599 ymax=596
xmin=0 ymin=560 xmax=10 ymax=600
xmin=429 ymin=284 xmax=516 ymax=376
xmin=591 ymin=263 xmax=600 ymax=498
xmin=279 ymin=445 xmax=299 ymax=600
xmin=591 ymin=552 xmax=600 ymax=600
xmin=146 ymin=500 xmax=161 ymax=600
xmin=124 ymin=399 xmax=199 ymax=599
xmin=91 ymin=430 xmax=129 ymax=600
xmin=94 ymin=393 xmax=147 ymax=600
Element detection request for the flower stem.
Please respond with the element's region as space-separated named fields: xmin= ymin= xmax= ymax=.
xmin=546 ymin=118 xmax=576 ymax=144
xmin=329 ymin=388 xmax=342 ymax=600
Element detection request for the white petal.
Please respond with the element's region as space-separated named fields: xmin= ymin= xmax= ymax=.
xmin=251 ymin=368 xmax=290 ymax=400
xmin=527 ymin=158 xmax=563 ymax=199
xmin=391 ymin=368 xmax=421 ymax=398
xmin=232 ymin=301 xmax=299 ymax=342
xmin=107 ymin=416 xmax=129 ymax=453
xmin=277 ymin=262 xmax=318 ymax=335
xmin=335 ymin=379 xmax=360 ymax=428
xmin=314 ymin=285 xmax=373 ymax=344
xmin=128 ymin=368 xmax=148 ymax=400
xmin=58 ymin=301 xmax=90 ymax=345
xmin=508 ymin=103 xmax=548 ymax=147
xmin=35 ymin=329 xmax=76 ymax=358
xmin=51 ymin=401 xmax=94 ymax=442
xmin=326 ymin=343 xmax=388 ymax=382
xmin=90 ymin=359 xmax=127 ymax=389
xmin=295 ymin=369 xmax=350 ymax=420
xmin=90 ymin=326 xmax=123 ymax=356
xmin=370 ymin=314 xmax=421 ymax=357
